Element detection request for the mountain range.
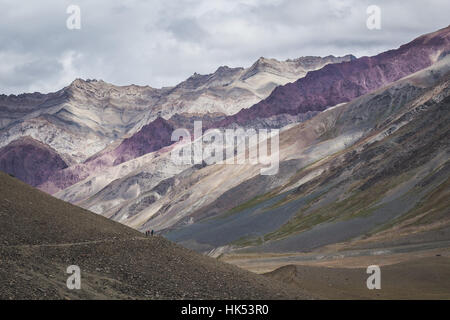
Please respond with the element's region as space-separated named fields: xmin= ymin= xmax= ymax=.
xmin=1 ymin=25 xmax=449 ymax=297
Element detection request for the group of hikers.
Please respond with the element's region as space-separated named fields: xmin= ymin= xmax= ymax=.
xmin=145 ymin=230 xmax=154 ymax=237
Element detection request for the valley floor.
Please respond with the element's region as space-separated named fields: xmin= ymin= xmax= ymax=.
xmin=0 ymin=236 xmax=311 ymax=300
xmin=222 ymin=241 xmax=450 ymax=299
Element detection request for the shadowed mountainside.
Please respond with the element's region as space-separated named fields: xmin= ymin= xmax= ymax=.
xmin=163 ymin=56 xmax=450 ymax=255
xmin=42 ymin=27 xmax=450 ymax=230
xmin=0 ymin=136 xmax=68 ymax=186
xmin=0 ymin=171 xmax=310 ymax=299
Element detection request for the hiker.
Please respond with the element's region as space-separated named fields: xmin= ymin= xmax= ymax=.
xmin=151 ymin=230 xmax=154 ymax=236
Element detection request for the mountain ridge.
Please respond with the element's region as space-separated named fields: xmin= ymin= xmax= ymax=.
xmin=214 ymin=25 xmax=450 ymax=128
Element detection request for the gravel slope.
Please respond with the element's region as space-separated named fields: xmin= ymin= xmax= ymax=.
xmin=0 ymin=171 xmax=311 ymax=299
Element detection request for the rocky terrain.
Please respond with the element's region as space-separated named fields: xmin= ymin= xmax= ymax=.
xmin=0 ymin=171 xmax=310 ymax=299
xmin=157 ymin=55 xmax=448 ymax=251
xmin=0 ymin=25 xmax=449 ymax=300
xmin=129 ymin=54 xmax=355 ymax=130
xmin=10 ymin=26 xmax=438 ymax=232
xmin=0 ymin=54 xmax=351 ymax=195
xmin=0 ymin=136 xmax=68 ymax=186
xmin=0 ymin=80 xmax=161 ymax=164
xmin=63 ymin=29 xmax=450 ymax=243
xmin=0 ymin=55 xmax=351 ymax=162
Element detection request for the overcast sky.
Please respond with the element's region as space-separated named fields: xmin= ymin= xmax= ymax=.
xmin=1 ymin=0 xmax=449 ymax=94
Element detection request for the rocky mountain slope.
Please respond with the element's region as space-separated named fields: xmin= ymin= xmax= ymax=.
xmin=0 ymin=26 xmax=449 ymax=269
xmin=50 ymin=26 xmax=450 ymax=239
xmin=0 ymin=136 xmax=68 ymax=186
xmin=129 ymin=55 xmax=354 ymax=131
xmin=163 ymin=56 xmax=450 ymax=256
xmin=0 ymin=54 xmax=352 ymax=194
xmin=0 ymin=80 xmax=161 ymax=164
xmin=0 ymin=171 xmax=310 ymax=299
xmin=215 ymin=25 xmax=450 ymax=128
xmin=0 ymin=55 xmax=351 ymax=163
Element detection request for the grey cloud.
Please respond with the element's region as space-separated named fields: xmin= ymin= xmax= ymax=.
xmin=0 ymin=0 xmax=449 ymax=94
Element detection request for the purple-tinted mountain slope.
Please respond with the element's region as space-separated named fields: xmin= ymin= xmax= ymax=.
xmin=215 ymin=25 xmax=450 ymax=127
xmin=112 ymin=117 xmax=175 ymax=165
xmin=37 ymin=117 xmax=175 ymax=194
xmin=28 ymin=26 xmax=450 ymax=197
xmin=0 ymin=137 xmax=68 ymax=186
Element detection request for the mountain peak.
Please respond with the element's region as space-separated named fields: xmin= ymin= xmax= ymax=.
xmin=214 ymin=65 xmax=240 ymax=74
xmin=69 ymin=78 xmax=106 ymax=87
xmin=254 ymin=56 xmax=277 ymax=66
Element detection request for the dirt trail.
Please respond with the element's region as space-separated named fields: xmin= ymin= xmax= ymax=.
xmin=0 ymin=236 xmax=149 ymax=249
